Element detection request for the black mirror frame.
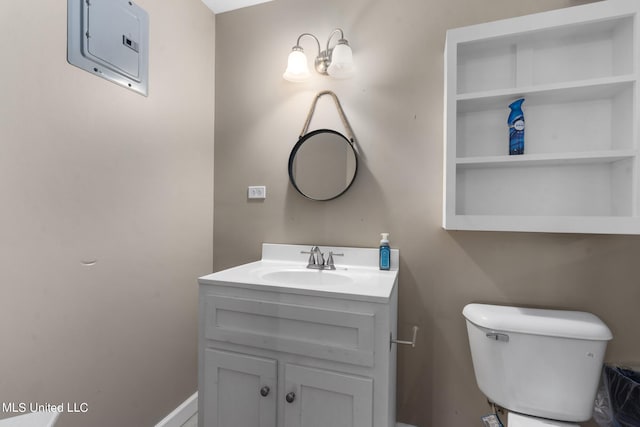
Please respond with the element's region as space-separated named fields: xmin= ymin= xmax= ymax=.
xmin=288 ymin=128 xmax=358 ymax=201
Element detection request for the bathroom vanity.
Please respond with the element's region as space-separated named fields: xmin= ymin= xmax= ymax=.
xmin=198 ymin=244 xmax=400 ymax=427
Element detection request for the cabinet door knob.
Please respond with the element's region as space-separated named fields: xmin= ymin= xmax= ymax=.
xmin=285 ymin=392 xmax=296 ymax=403
xmin=260 ymin=386 xmax=270 ymax=397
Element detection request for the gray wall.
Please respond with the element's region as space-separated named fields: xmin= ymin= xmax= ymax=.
xmin=0 ymin=1 xmax=214 ymax=426
xmin=214 ymin=0 xmax=640 ymax=426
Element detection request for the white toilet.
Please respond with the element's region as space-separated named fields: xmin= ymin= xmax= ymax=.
xmin=463 ymin=303 xmax=613 ymax=427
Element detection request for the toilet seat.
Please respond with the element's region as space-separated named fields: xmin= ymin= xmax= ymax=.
xmin=508 ymin=412 xmax=579 ymax=427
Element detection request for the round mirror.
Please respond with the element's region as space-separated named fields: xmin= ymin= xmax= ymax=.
xmin=288 ymin=129 xmax=358 ymax=201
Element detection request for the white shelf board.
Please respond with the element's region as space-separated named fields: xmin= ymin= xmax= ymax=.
xmin=456 ymin=150 xmax=637 ymax=169
xmin=448 ymin=0 xmax=637 ymax=46
xmin=444 ymin=215 xmax=640 ymax=235
xmin=456 ymin=75 xmax=635 ymax=113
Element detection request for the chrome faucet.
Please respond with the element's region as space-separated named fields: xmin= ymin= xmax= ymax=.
xmin=301 ymin=246 xmax=343 ymax=270
xmin=309 ymin=246 xmax=325 ymax=269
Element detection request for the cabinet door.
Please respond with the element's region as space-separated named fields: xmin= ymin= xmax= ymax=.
xmin=203 ymin=349 xmax=276 ymax=427
xmin=283 ymin=364 xmax=373 ymax=427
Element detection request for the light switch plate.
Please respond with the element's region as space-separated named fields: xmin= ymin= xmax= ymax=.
xmin=67 ymin=0 xmax=149 ymax=96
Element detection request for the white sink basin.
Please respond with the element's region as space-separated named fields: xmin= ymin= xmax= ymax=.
xmin=259 ymin=269 xmax=355 ymax=286
xmin=199 ymin=244 xmax=399 ymax=302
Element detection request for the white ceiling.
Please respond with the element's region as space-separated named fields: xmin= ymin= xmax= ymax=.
xmin=201 ymin=0 xmax=273 ymax=14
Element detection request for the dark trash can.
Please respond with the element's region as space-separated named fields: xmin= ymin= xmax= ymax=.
xmin=594 ymin=364 xmax=640 ymax=427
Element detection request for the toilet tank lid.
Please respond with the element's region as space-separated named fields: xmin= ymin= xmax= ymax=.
xmin=463 ymin=303 xmax=613 ymax=341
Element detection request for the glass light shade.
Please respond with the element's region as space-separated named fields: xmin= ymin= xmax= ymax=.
xmin=327 ymin=43 xmax=355 ymax=79
xmin=283 ymin=50 xmax=311 ymax=82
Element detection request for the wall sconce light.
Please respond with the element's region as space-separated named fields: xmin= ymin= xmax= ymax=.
xmin=283 ymin=28 xmax=355 ymax=82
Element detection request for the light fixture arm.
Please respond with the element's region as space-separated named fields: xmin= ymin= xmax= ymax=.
xmin=292 ymin=33 xmax=328 ymax=74
xmin=293 ymin=29 xmax=349 ymax=75
xmin=325 ymin=28 xmax=347 ymax=54
xmin=293 ymin=33 xmax=321 ymax=55
xmin=283 ymin=28 xmax=354 ymax=81
xmin=315 ymin=28 xmax=348 ymax=75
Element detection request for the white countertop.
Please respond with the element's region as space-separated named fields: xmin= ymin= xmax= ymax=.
xmin=199 ymin=243 xmax=399 ymax=302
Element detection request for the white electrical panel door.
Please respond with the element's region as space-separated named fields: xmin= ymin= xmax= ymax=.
xmin=67 ymin=0 xmax=149 ymax=96
xmin=86 ymin=0 xmax=141 ymax=79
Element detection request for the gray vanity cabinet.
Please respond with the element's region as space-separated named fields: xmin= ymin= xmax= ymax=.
xmin=198 ymin=282 xmax=397 ymax=427
xmin=201 ymin=349 xmax=374 ymax=427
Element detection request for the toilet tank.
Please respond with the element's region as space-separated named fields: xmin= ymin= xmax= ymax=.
xmin=463 ymin=304 xmax=612 ymax=422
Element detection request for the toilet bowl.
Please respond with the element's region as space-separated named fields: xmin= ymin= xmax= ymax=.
xmin=508 ymin=412 xmax=578 ymax=427
xmin=463 ymin=304 xmax=612 ymax=427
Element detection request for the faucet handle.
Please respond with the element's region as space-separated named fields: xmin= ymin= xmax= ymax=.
xmin=325 ymin=251 xmax=344 ymax=269
xmin=307 ymin=251 xmax=316 ymax=265
xmin=301 ymin=246 xmax=321 ymax=266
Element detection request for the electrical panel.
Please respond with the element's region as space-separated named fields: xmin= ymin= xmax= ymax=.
xmin=67 ymin=0 xmax=149 ymax=96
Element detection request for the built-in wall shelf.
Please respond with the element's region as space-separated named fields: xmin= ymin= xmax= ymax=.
xmin=456 ymin=75 xmax=636 ymax=113
xmin=457 ymin=150 xmax=637 ymax=169
xmin=443 ymin=0 xmax=640 ymax=234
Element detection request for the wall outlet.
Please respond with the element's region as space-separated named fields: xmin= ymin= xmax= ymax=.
xmin=248 ymin=186 xmax=266 ymax=199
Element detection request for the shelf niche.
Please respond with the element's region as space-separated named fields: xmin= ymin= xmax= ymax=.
xmin=443 ymin=0 xmax=640 ymax=234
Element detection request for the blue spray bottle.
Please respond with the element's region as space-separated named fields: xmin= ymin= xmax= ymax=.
xmin=508 ymin=98 xmax=525 ymax=155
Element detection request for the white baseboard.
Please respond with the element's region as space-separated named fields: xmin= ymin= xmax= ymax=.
xmin=0 ymin=412 xmax=59 ymax=427
xmin=154 ymin=392 xmax=198 ymax=427
xmin=154 ymin=391 xmax=416 ymax=427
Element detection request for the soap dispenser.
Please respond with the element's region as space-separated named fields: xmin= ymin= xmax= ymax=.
xmin=379 ymin=233 xmax=390 ymax=270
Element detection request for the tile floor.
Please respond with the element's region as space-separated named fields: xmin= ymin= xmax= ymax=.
xmin=183 ymin=417 xmax=414 ymax=427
